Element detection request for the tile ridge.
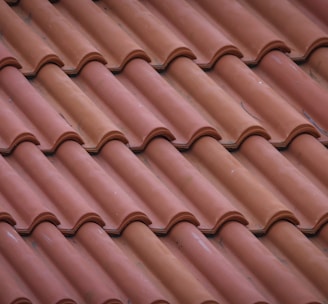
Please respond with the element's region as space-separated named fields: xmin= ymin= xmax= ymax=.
xmin=247 ymin=40 xmax=291 ymax=65
xmin=197 ymin=45 xmax=242 ymax=70
xmin=221 ymin=125 xmax=270 ymax=150
xmin=276 ymin=123 xmax=320 ymax=148
xmin=0 ymin=43 xmax=22 ymax=70
xmin=0 ymin=212 xmax=16 ymax=227
xmin=128 ymin=127 xmax=175 ymax=152
xmin=151 ymin=211 xmax=199 ymax=235
xmin=0 ymin=132 xmax=39 ymax=155
xmin=173 ymin=126 xmax=220 ymax=151
xmin=63 ymin=52 xmax=107 ymax=76
xmin=153 ymin=46 xmax=196 ymax=70
xmin=16 ymin=211 xmax=60 ymax=236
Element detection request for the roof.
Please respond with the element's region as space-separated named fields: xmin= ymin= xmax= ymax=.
xmin=1 ymin=0 xmax=328 ymax=303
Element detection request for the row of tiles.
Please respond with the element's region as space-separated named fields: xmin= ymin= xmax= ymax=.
xmin=1 ymin=219 xmax=328 ymax=304
xmin=1 ymin=0 xmax=328 ymax=74
xmin=1 ymin=48 xmax=328 ymax=154
xmin=1 ymin=133 xmax=328 ymax=235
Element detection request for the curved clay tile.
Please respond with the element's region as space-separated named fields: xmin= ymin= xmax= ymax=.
xmin=139 ymin=137 xmax=248 ymax=233
xmin=243 ymin=0 xmax=328 ymax=60
xmin=237 ymin=135 xmax=328 ymax=233
xmin=0 ymin=1 xmax=63 ymax=76
xmin=187 ymin=0 xmax=290 ymax=64
xmin=264 ymin=221 xmax=328 ymax=300
xmin=290 ymin=0 xmax=328 ymax=35
xmin=74 ymin=60 xmax=175 ymax=151
xmin=0 ymin=222 xmax=76 ymax=304
xmin=255 ymin=50 xmax=328 ymax=144
xmin=96 ymin=140 xmax=200 ymax=233
xmin=0 ymin=66 xmax=83 ymax=153
xmin=210 ymin=54 xmax=319 ymax=147
xmin=301 ymin=47 xmax=328 ymax=89
xmin=116 ymin=58 xmax=219 ymax=149
xmin=76 ymin=223 xmax=170 ymax=303
xmin=0 ymin=152 xmax=60 ymax=234
xmin=13 ymin=0 xmax=106 ymax=74
xmin=216 ymin=221 xmax=324 ymax=303
xmin=282 ymin=134 xmax=328 ymax=231
xmin=6 ymin=142 xmax=105 ymax=234
xmin=122 ymin=221 xmax=218 ymax=304
xmin=54 ymin=141 xmax=154 ymax=234
xmin=164 ymin=57 xmax=269 ymax=149
xmin=183 ymin=136 xmax=298 ymax=233
xmin=165 ymin=222 xmax=268 ymax=303
xmin=0 ymin=42 xmax=21 ymax=70
xmin=96 ymin=0 xmax=196 ymax=69
xmin=34 ymin=63 xmax=127 ymax=152
xmin=141 ymin=0 xmax=242 ymax=68
xmin=53 ymin=0 xmax=151 ymax=72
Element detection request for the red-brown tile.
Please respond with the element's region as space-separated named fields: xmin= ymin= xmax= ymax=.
xmin=12 ymin=0 xmax=106 ymax=74
xmin=6 ymin=141 xmax=105 ymax=234
xmin=140 ymin=0 xmax=242 ymax=68
xmin=0 ymin=150 xmax=60 ymax=234
xmin=0 ymin=222 xmax=75 ymax=304
xmin=95 ymin=140 xmax=199 ymax=233
xmin=0 ymin=42 xmax=21 ymax=70
xmin=260 ymin=220 xmax=328 ymax=301
xmin=0 ymin=0 xmax=63 ymax=76
xmin=235 ymin=135 xmax=328 ymax=233
xmin=120 ymin=221 xmax=217 ymax=304
xmin=115 ymin=58 xmax=219 ymax=149
xmin=32 ymin=63 xmax=128 ymax=152
xmin=210 ymin=54 xmax=319 ymax=147
xmin=181 ymin=136 xmax=297 ymax=233
xmin=164 ymin=222 xmax=268 ymax=304
xmin=53 ymin=0 xmax=151 ymax=72
xmin=213 ymin=221 xmax=325 ymax=303
xmin=243 ymin=0 xmax=328 ymax=60
xmin=300 ymin=47 xmax=328 ymax=91
xmin=96 ymin=0 xmax=197 ymax=69
xmin=164 ymin=57 xmax=269 ymax=149
xmin=0 ymin=65 xmax=82 ymax=153
xmin=187 ymin=0 xmax=290 ymax=64
xmin=290 ymin=0 xmax=328 ymax=35
xmin=254 ymin=50 xmax=328 ymax=144
xmin=140 ymin=137 xmax=290 ymax=233
xmin=72 ymin=60 xmax=176 ymax=151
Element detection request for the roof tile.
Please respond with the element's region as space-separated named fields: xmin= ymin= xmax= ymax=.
xmin=0 ymin=65 xmax=82 ymax=153
xmin=96 ymin=0 xmax=196 ymax=69
xmin=1 ymin=0 xmax=328 ymax=303
xmin=254 ymin=50 xmax=328 ymax=144
xmin=242 ymin=0 xmax=328 ymax=60
xmin=0 ymin=0 xmax=63 ymax=76
xmin=12 ymin=0 xmax=106 ymax=74
xmin=182 ymin=136 xmax=298 ymax=233
xmin=53 ymin=0 xmax=151 ymax=71
xmin=235 ymin=135 xmax=328 ymax=233
xmin=32 ymin=63 xmax=128 ymax=152
xmin=0 ymin=42 xmax=21 ymax=70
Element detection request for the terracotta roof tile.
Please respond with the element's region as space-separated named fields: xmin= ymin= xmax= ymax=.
xmin=0 ymin=42 xmax=21 ymax=70
xmin=2 ymin=220 xmax=328 ymax=304
xmin=253 ymin=50 xmax=328 ymax=144
xmin=0 ymin=0 xmax=63 ymax=76
xmin=0 ymin=65 xmax=82 ymax=153
xmin=1 ymin=0 xmax=328 ymax=303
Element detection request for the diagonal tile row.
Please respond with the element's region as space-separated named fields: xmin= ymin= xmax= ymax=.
xmin=1 ymin=48 xmax=328 ymax=154
xmin=1 ymin=133 xmax=328 ymax=235
xmin=1 ymin=0 xmax=328 ymax=75
xmin=1 ymin=220 xmax=328 ymax=304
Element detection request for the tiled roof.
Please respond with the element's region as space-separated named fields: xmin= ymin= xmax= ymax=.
xmin=1 ymin=0 xmax=328 ymax=303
